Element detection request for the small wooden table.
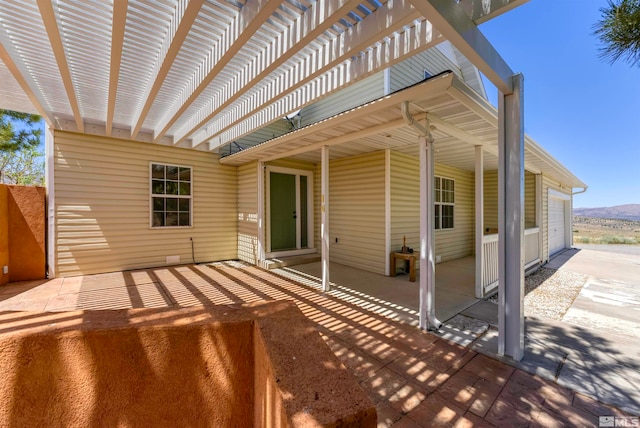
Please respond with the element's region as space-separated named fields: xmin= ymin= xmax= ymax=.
xmin=390 ymin=252 xmax=420 ymax=282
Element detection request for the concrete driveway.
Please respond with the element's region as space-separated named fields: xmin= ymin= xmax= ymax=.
xmin=546 ymin=248 xmax=640 ymax=341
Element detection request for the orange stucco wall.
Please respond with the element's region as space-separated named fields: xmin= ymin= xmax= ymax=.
xmin=0 ymin=302 xmax=376 ymax=427
xmin=0 ymin=186 xmax=8 ymax=286
xmin=0 ymin=185 xmax=46 ymax=284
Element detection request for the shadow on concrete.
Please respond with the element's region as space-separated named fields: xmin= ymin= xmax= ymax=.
xmin=472 ymin=316 xmax=640 ymax=416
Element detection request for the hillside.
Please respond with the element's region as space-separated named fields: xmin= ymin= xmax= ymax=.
xmin=573 ymin=204 xmax=640 ymax=221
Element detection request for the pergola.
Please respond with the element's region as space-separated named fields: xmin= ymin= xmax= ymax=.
xmin=1 ymin=0 xmax=528 ymax=359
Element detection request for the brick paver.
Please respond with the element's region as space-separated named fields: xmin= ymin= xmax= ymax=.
xmin=0 ymin=262 xmax=634 ymax=426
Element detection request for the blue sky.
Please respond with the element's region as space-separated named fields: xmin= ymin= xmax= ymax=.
xmin=479 ymin=0 xmax=640 ymax=208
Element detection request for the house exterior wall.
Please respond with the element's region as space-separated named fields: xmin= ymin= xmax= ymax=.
xmin=53 ymin=131 xmax=237 ymax=277
xmin=238 ymin=161 xmax=259 ymax=264
xmin=390 ymin=152 xmax=474 ymax=263
xmin=483 ymin=169 xmax=537 ymax=231
xmin=329 ymin=151 xmax=386 ymax=274
xmin=389 ymin=46 xmax=461 ymax=92
xmin=299 ymin=74 xmax=385 ymax=128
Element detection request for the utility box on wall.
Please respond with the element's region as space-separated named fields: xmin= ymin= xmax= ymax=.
xmin=0 ymin=185 xmax=46 ymax=286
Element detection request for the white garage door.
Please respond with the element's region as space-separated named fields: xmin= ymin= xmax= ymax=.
xmin=549 ymin=197 xmax=566 ymax=255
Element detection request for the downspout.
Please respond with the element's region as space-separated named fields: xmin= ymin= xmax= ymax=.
xmin=401 ymin=101 xmax=442 ymax=330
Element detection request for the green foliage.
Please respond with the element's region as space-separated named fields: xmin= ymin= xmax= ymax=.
xmin=0 ymin=109 xmax=42 ymax=153
xmin=574 ymin=235 xmax=640 ymax=245
xmin=593 ymin=0 xmax=640 ymax=67
xmin=0 ymin=145 xmax=45 ymax=186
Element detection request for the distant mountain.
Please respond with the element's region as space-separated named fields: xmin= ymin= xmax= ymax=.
xmin=573 ymin=204 xmax=640 ymax=221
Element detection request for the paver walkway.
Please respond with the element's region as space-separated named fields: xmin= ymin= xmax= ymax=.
xmin=0 ymin=261 xmax=633 ymax=426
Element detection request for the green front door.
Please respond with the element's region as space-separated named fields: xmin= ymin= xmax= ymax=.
xmin=270 ymin=172 xmax=297 ymax=251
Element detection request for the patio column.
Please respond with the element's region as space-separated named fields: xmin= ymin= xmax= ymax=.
xmin=419 ymin=134 xmax=441 ymax=331
xmin=498 ymin=73 xmax=525 ymax=361
xmin=474 ymin=146 xmax=484 ymax=298
xmin=256 ymin=161 xmax=265 ymax=263
xmin=321 ymin=145 xmax=330 ymax=292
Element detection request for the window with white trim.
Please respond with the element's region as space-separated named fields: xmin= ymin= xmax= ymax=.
xmin=435 ymin=176 xmax=454 ymax=230
xmin=150 ymin=163 xmax=192 ymax=227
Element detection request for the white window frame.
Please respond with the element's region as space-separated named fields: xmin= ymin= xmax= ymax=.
xmin=149 ymin=162 xmax=193 ymax=229
xmin=435 ymin=175 xmax=455 ymax=230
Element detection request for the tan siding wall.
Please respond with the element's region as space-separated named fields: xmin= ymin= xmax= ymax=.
xmin=483 ymin=170 xmax=537 ymax=231
xmin=330 ymin=151 xmax=386 ymax=274
xmin=525 ymin=171 xmax=536 ymax=228
xmin=541 ymin=175 xmax=571 ymax=263
xmin=389 ymin=47 xmax=461 ymax=92
xmin=300 ymin=74 xmax=384 ymax=127
xmin=483 ymin=170 xmax=498 ymax=232
xmin=238 ymin=161 xmax=258 ymax=264
xmin=390 ymin=152 xmax=474 ymax=263
xmin=54 ymin=131 xmax=237 ymax=276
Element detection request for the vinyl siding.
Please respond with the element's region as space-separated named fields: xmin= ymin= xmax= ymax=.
xmin=525 ymin=171 xmax=536 ymax=228
xmin=329 ymin=151 xmax=386 ymax=274
xmin=541 ymin=175 xmax=572 ymax=263
xmin=54 ymin=131 xmax=237 ymax=276
xmin=483 ymin=170 xmax=498 ymax=233
xmin=299 ymin=74 xmax=385 ymax=127
xmin=233 ymin=120 xmax=291 ymax=152
xmin=389 ymin=47 xmax=462 ymax=92
xmin=390 ymin=152 xmax=474 ymax=263
xmin=483 ymin=170 xmax=537 ymax=231
xmin=238 ymin=161 xmax=258 ymax=264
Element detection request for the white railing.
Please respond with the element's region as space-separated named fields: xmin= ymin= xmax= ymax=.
xmin=525 ymin=227 xmax=541 ymax=269
xmin=481 ymin=227 xmax=541 ymax=294
xmin=482 ymin=234 xmax=499 ymax=293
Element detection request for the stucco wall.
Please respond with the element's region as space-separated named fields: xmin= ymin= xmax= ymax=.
xmin=0 ymin=186 xmax=8 ymax=286
xmin=0 ymin=185 xmax=46 ymax=285
xmin=0 ymin=302 xmax=375 ymax=427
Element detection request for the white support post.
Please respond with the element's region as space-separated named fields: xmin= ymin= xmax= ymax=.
xmin=497 ymin=73 xmax=525 ymax=361
xmin=256 ymin=161 xmax=265 ymax=264
xmin=45 ymin=126 xmax=56 ymax=278
xmin=474 ymin=146 xmax=484 ymax=298
xmin=419 ymin=134 xmax=441 ymax=331
xmin=321 ymin=145 xmax=330 ymax=292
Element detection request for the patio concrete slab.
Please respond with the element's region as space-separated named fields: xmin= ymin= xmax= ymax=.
xmin=0 ymin=261 xmax=635 ymax=426
xmin=284 ymin=257 xmax=479 ymax=324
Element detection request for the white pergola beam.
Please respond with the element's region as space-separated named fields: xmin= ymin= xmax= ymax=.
xmin=130 ymin=0 xmax=205 ymax=139
xmin=0 ymin=43 xmax=53 ymax=126
xmin=410 ymin=0 xmax=514 ymax=94
xmin=458 ymin=0 xmax=529 ymax=25
xmin=153 ymin=0 xmax=283 ymax=144
xmin=37 ymin=0 xmax=84 ymax=133
xmin=497 ymin=73 xmax=525 ymax=361
xmin=172 ymin=0 xmax=360 ymax=145
xmin=199 ymin=0 xmax=425 ymax=149
xmin=106 ymin=0 xmax=128 ymax=137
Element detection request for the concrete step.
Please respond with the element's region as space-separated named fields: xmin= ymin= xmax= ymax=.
xmin=261 ymin=253 xmax=321 ymax=270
